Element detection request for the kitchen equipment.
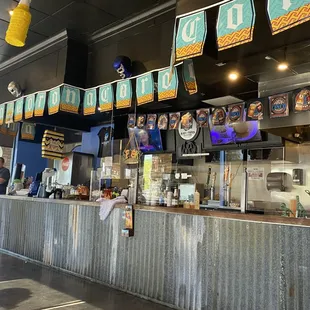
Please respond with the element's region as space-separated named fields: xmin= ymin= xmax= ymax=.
xmin=37 ymin=168 xmax=57 ymax=198
xmin=293 ymin=169 xmax=304 ymax=185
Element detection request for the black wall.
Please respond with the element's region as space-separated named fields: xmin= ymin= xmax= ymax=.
xmin=87 ymin=10 xmax=175 ymax=87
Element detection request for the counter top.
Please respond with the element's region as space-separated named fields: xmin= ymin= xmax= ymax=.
xmin=2 ymin=195 xmax=310 ymax=227
xmin=0 ymin=195 xmax=100 ymax=207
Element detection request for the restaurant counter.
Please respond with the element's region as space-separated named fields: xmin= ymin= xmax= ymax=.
xmin=0 ymin=195 xmax=310 ymax=309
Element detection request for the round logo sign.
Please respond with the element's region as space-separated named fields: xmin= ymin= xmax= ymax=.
xmin=229 ymin=105 xmax=242 ymax=122
xmin=61 ymin=157 xmax=70 ymax=172
xmin=178 ymin=113 xmax=199 ymax=141
xmin=272 ymin=98 xmax=286 ymax=114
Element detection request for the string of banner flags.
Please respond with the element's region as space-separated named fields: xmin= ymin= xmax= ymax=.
xmin=172 ymin=0 xmax=310 ymax=62
xmin=1 ymin=0 xmax=310 ymax=129
xmin=0 ymin=60 xmax=198 ymax=127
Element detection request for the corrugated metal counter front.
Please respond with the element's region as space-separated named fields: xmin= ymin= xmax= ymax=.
xmin=1 ymin=196 xmax=310 ymax=310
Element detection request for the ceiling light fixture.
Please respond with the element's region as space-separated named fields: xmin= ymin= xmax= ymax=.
xmin=9 ymin=10 xmax=14 ymax=16
xmin=228 ymin=71 xmax=239 ymax=81
xmin=278 ymin=62 xmax=288 ymax=71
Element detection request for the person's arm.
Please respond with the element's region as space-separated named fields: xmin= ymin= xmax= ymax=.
xmin=0 ymin=178 xmax=6 ymax=184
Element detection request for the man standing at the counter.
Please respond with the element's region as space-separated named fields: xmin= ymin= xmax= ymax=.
xmin=0 ymin=157 xmax=10 ymax=195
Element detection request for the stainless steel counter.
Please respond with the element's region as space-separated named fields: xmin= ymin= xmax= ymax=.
xmin=0 ymin=195 xmax=310 ymax=310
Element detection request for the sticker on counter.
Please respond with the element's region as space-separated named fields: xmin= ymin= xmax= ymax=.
xmin=247 ymin=167 xmax=264 ymax=180
xmin=227 ymin=103 xmax=244 ymax=124
xmin=247 ymin=100 xmax=264 ymax=121
xmin=294 ymin=88 xmax=310 ymax=112
xmin=269 ymin=93 xmax=289 ymax=118
xmin=211 ymin=107 xmax=226 ymax=126
xmin=169 ymin=113 xmax=180 ymax=130
xmin=146 ymin=114 xmax=157 ymax=130
xmin=158 ymin=114 xmax=168 ymax=130
xmin=196 ymin=109 xmax=209 ymax=127
xmin=127 ymin=114 xmax=136 ymax=128
xmin=136 ymin=114 xmax=146 ymax=129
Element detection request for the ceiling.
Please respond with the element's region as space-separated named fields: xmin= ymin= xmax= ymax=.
xmin=0 ymin=0 xmax=171 ymax=63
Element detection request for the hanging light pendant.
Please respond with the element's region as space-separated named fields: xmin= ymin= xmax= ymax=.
xmin=5 ymin=0 xmax=32 ymax=47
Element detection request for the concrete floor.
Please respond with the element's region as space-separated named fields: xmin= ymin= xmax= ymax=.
xmin=0 ymin=253 xmax=171 ymax=310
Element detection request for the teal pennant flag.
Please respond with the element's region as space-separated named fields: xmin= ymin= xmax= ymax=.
xmin=60 ymin=85 xmax=80 ymax=114
xmin=176 ymin=11 xmax=207 ymax=62
xmin=83 ymin=89 xmax=97 ymax=115
xmin=136 ymin=73 xmax=154 ymax=106
xmin=217 ymin=0 xmax=256 ymax=51
xmin=116 ymin=80 xmax=132 ymax=109
xmin=99 ymin=84 xmax=113 ymax=112
xmin=158 ymin=68 xmax=178 ymax=101
xmin=34 ymin=91 xmax=47 ymax=117
xmin=48 ymin=86 xmax=61 ymax=115
xmin=25 ymin=94 xmax=36 ymax=119
xmin=14 ymin=98 xmax=24 ymax=122
xmin=267 ymin=0 xmax=310 ymax=35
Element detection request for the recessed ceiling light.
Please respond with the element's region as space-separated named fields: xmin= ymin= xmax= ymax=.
xmin=278 ymin=62 xmax=288 ymax=71
xmin=228 ymin=71 xmax=239 ymax=81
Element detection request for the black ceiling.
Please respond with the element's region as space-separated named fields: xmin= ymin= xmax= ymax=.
xmin=0 ymin=0 xmax=171 ymax=63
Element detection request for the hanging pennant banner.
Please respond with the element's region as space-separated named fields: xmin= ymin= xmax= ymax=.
xmin=21 ymin=123 xmax=36 ymax=140
xmin=182 ymin=59 xmax=198 ymax=95
xmin=175 ymin=11 xmax=207 ymax=61
xmin=8 ymin=123 xmax=18 ymax=136
xmin=42 ymin=130 xmax=64 ymax=160
xmin=24 ymin=94 xmax=35 ymax=119
xmin=34 ymin=91 xmax=47 ymax=117
xmin=0 ymin=124 xmax=7 ymax=134
xmin=60 ymin=85 xmax=80 ymax=114
xmin=136 ymin=73 xmax=154 ymax=106
xmin=48 ymin=86 xmax=61 ymax=115
xmin=5 ymin=102 xmax=14 ymax=124
xmin=99 ymin=84 xmax=114 ymax=112
xmin=83 ymin=89 xmax=97 ymax=115
xmin=0 ymin=104 xmax=5 ymax=126
xmin=14 ymin=98 xmax=24 ymax=122
xmin=158 ymin=68 xmax=178 ymax=101
xmin=267 ymin=0 xmax=310 ymax=35
xmin=217 ymin=0 xmax=256 ymax=51
xmin=116 ymin=80 xmax=132 ymax=109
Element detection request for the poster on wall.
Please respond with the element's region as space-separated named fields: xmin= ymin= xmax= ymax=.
xmin=248 ymin=167 xmax=264 ymax=180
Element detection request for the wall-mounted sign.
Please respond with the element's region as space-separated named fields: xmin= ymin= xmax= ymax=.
xmin=14 ymin=98 xmax=24 ymax=122
xmin=217 ymin=0 xmax=256 ymax=51
xmin=158 ymin=68 xmax=178 ymax=101
xmin=176 ymin=11 xmax=207 ymax=61
xmin=136 ymin=73 xmax=154 ymax=106
xmin=60 ymin=85 xmax=80 ymax=114
xmin=5 ymin=101 xmax=14 ymax=124
xmin=269 ymin=93 xmax=289 ymax=118
xmin=99 ymin=84 xmax=113 ymax=112
xmin=48 ymin=87 xmax=61 ymax=115
xmin=178 ymin=112 xmax=199 ymax=141
xmin=116 ymin=80 xmax=132 ymax=109
xmin=24 ymin=94 xmax=35 ymax=119
xmin=34 ymin=92 xmax=47 ymax=117
xmin=83 ymin=88 xmax=97 ymax=115
xmin=267 ymin=0 xmax=310 ymax=35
